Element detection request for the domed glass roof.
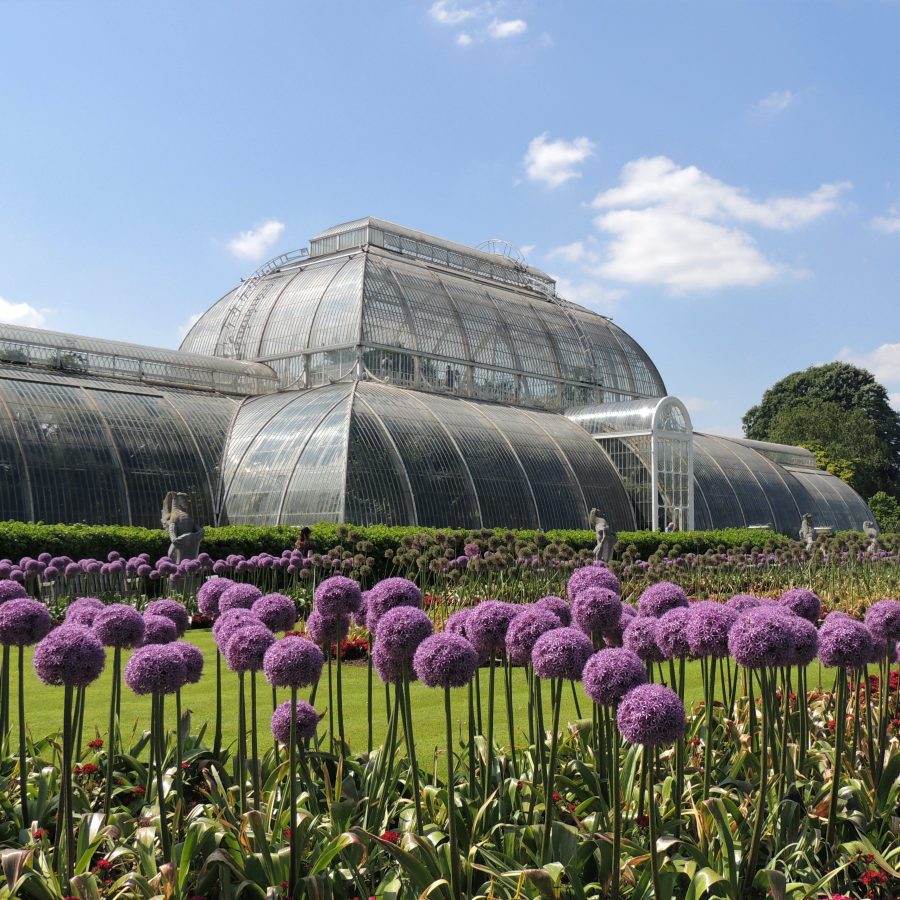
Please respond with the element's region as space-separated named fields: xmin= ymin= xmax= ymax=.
xmin=181 ymin=217 xmax=666 ymax=410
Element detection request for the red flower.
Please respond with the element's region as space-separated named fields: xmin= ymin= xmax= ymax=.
xmin=132 ymin=785 xmax=146 ymax=796
xmin=567 ymin=802 xmax=576 ymax=811
xmin=515 ymin=780 xmax=524 ymax=791
xmin=32 ymin=828 xmax=49 ymax=840
xmin=636 ymin=814 xmax=649 ymax=829
xmin=380 ymin=830 xmax=400 ymax=844
xmin=87 ymin=738 xmax=104 ymax=749
xmin=859 ymin=869 xmax=888 ymax=887
xmin=828 ymin=719 xmax=836 ymax=731
xmin=552 ymin=791 xmax=561 ymax=802
xmin=80 ymin=763 xmax=99 ymax=776
xmin=690 ymin=738 xmax=700 ymax=746
xmin=181 ymin=761 xmax=190 ymax=770
xmin=283 ymin=827 xmax=292 ymax=839
xmin=93 ymin=859 xmax=112 ymax=874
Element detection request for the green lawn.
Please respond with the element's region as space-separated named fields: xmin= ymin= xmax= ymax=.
xmin=6 ymin=631 xmax=826 ymax=759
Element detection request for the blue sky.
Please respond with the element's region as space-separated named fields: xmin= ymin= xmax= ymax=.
xmin=1 ymin=0 xmax=899 ymax=435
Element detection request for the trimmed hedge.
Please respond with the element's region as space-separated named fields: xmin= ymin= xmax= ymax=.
xmin=0 ymin=520 xmax=797 ymax=564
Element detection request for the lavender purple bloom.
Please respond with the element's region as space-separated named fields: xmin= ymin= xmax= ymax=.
xmin=685 ymin=601 xmax=736 ymax=658
xmin=505 ymin=605 xmax=563 ymax=666
xmin=623 ymin=616 xmax=665 ymax=663
xmin=33 ymin=625 xmax=106 ymax=687
xmin=218 ymin=583 xmax=263 ymax=614
xmin=864 ymin=599 xmax=900 ymax=642
xmin=466 ymin=600 xmax=519 ymax=657
xmin=271 ymin=699 xmax=320 ymax=744
xmin=727 ymin=608 xmax=793 ymax=669
xmin=534 ymin=595 xmax=571 ymax=626
xmin=637 ymin=582 xmax=689 ymax=618
xmin=314 ymin=576 xmax=362 ymax=617
xmin=567 ymin=564 xmax=620 ymax=601
xmin=252 ymin=593 xmax=297 ymax=633
xmin=616 ymin=683 xmax=685 ymax=746
xmin=0 ymin=598 xmax=53 ymax=646
xmin=572 ymin=587 xmax=622 ymax=637
xmin=778 ymin=589 xmax=822 ymax=624
xmin=141 ymin=614 xmax=178 ymax=646
xmin=818 ymin=613 xmax=874 ymax=669
xmin=92 ymin=604 xmax=145 ymax=649
xmin=413 ymin=632 xmax=479 ymax=688
xmin=531 ymin=627 xmax=593 ymax=680
xmin=172 ymin=642 xmax=205 ymax=684
xmin=65 ymin=597 xmax=105 ymax=626
xmin=124 ymin=644 xmax=188 ymax=695
xmin=144 ymin=599 xmax=190 ymax=637
xmin=224 ymin=623 xmax=275 ymax=672
xmin=654 ymin=607 xmax=693 ymax=659
xmin=197 ymin=577 xmax=234 ymax=618
xmin=582 ymin=648 xmax=646 ymax=706
xmin=263 ymin=636 xmax=324 ymax=689
xmin=366 ymin=577 xmax=422 ymax=632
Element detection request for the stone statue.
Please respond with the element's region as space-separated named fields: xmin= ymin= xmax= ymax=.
xmin=589 ymin=509 xmax=617 ymax=563
xmin=799 ymin=513 xmax=815 ymax=551
xmin=863 ymin=520 xmax=881 ymax=554
xmin=161 ymin=491 xmax=204 ymax=562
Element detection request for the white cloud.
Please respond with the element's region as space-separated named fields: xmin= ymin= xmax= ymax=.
xmin=547 ymin=240 xmax=594 ymax=264
xmin=890 ymin=391 xmax=900 ymax=412
xmin=839 ymin=343 xmax=900 ymax=385
xmin=456 ymin=32 xmax=473 ymax=46
xmin=487 ymin=17 xmax=527 ymax=38
xmin=872 ymin=208 xmax=900 ymax=234
xmin=757 ymin=89 xmax=797 ymax=114
xmin=524 ymin=134 xmax=595 ymax=188
xmin=429 ymin=1 xmax=475 ymax=25
xmin=178 ymin=312 xmax=203 ymax=341
xmin=0 ymin=295 xmax=47 ymax=328
xmin=679 ymin=395 xmax=718 ymax=414
xmin=227 ymin=219 xmax=285 ymax=261
xmin=551 ymin=275 xmax=624 ymax=313
xmin=518 ymin=243 xmax=535 ymax=257
xmin=586 ymin=156 xmax=848 ymax=292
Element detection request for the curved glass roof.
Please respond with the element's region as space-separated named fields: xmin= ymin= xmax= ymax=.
xmin=220 ymin=381 xmax=637 ymax=529
xmin=181 ymin=218 xmax=666 ymax=409
xmin=0 ymin=367 xmax=237 ymax=527
xmin=0 ymin=322 xmax=277 ymax=395
xmin=566 ymin=396 xmax=692 ymax=435
xmin=693 ymin=433 xmax=872 ymax=533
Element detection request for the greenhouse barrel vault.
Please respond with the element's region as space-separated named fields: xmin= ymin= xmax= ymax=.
xmin=0 ymin=217 xmax=874 ymax=534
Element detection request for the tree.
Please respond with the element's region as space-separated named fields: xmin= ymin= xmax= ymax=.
xmin=743 ymin=362 xmax=900 ymax=498
xmin=868 ymin=491 xmax=900 ymax=533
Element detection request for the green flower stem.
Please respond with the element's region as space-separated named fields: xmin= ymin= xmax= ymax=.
xmin=864 ymin=671 xmax=877 ymax=779
xmin=504 ymin=656 xmax=517 ymax=778
xmin=213 ymin=648 xmax=222 ymax=758
xmin=104 ymin=648 xmax=120 ymax=815
xmin=288 ymin=685 xmax=298 ymax=899
xmin=1 ymin=645 xmax=9 ymax=745
xmin=484 ymin=655 xmax=496 ymax=804
xmin=62 ymin=683 xmax=75 ymax=882
xmin=702 ymin=655 xmax=716 ymax=802
xmin=237 ymin=672 xmax=247 ymax=814
xmin=444 ymin=686 xmax=461 ymax=900
xmin=401 ymin=669 xmax=424 ymax=833
xmin=336 ymin=636 xmax=346 ymax=753
xmin=174 ymin=688 xmax=184 ymax=837
xmin=474 ymin=665 xmax=483 ymax=734
xmin=540 ymin=677 xmax=563 ymax=865
xmin=327 ymin=646 xmax=334 ymax=754
xmin=272 ymin=685 xmax=281 ymax=765
xmin=154 ymin=693 xmax=171 ymax=862
xmin=534 ymin=669 xmax=548 ymax=791
xmin=850 ymin=670 xmax=861 ymax=766
xmin=878 ymin=653 xmax=890 ymax=785
xmin=610 ymin=725 xmax=621 ymax=900
xmin=250 ymin=673 xmax=260 ymax=810
xmin=648 ymin=745 xmax=664 ymax=900
xmin=367 ymin=644 xmax=373 ymax=755
xmin=826 ymin=668 xmax=848 ymax=847
xmin=18 ymin=647 xmax=28 ymax=825
xmin=744 ymin=667 xmax=768 ymax=891
xmin=778 ymin=669 xmax=789 ymax=805
xmin=467 ymin=678 xmax=476 ymax=793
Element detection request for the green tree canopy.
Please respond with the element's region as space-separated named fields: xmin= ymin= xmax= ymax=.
xmin=743 ymin=362 xmax=900 ymax=498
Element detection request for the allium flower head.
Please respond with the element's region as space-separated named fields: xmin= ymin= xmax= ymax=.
xmin=726 ymin=594 xmax=763 ymax=613
xmin=413 ymin=632 xmax=479 ymax=688
xmin=124 ymin=644 xmax=187 ymax=695
xmin=224 ymin=623 xmax=275 ymax=672
xmin=637 ymin=582 xmax=689 ymax=618
xmin=531 ymin=627 xmax=593 ymax=680
xmin=0 ymin=581 xmax=28 ymax=603
xmin=505 ymin=605 xmax=562 ymax=665
xmin=218 ymin=583 xmax=263 ymax=614
xmin=144 ymin=599 xmax=190 ymax=637
xmin=0 ymin=598 xmax=53 ymax=646
xmin=780 ymin=615 xmax=819 ymax=667
xmin=212 ymin=608 xmax=260 ymax=650
xmin=271 ymin=699 xmax=319 ymax=744
xmin=196 ymin=577 xmax=234 ymax=618
xmin=374 ymin=606 xmax=433 ymax=670
xmin=466 ymin=600 xmax=519 ymax=656
xmin=142 ymin=614 xmax=178 ymax=646
xmin=444 ymin=608 xmax=471 ymax=638
xmin=314 ymin=576 xmax=362 ymax=617
xmin=582 ymin=648 xmax=646 ymax=706
xmin=33 ymin=625 xmax=105 ymax=687
xmin=818 ymin=613 xmax=874 ymax=669
xmin=572 ymin=587 xmax=622 ymax=637
xmin=263 ymin=636 xmax=324 ymax=688
xmin=92 ymin=604 xmax=145 ymax=649
xmin=534 ymin=595 xmax=571 ymax=626
xmin=616 ymin=683 xmax=685 ymax=746
xmin=567 ymin=564 xmax=620 ymax=602
xmin=65 ymin=597 xmax=105 ymax=626
xmin=864 ymin=599 xmax=900 ymax=642
xmin=623 ymin=616 xmax=665 ymax=663
xmin=603 ymin=604 xmax=636 ymax=648
xmin=728 ymin=608 xmax=792 ymax=669
xmin=354 ymin=591 xmax=369 ymax=628
xmin=252 ymin=593 xmax=297 ymax=633
xmin=172 ymin=642 xmax=204 ymax=683
xmin=778 ymin=589 xmax=821 ymax=624
xmin=655 ymin=607 xmax=693 ymax=659
xmin=685 ymin=601 xmax=736 ymax=658
xmin=306 ymin=610 xmax=350 ymax=647
xmin=366 ymin=577 xmax=422 ymax=631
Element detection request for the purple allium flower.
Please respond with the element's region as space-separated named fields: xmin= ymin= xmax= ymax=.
xmin=466 ymin=600 xmax=519 ymax=657
xmin=616 ymin=683 xmax=685 ymax=746
xmin=531 ymin=627 xmax=594 ymax=680
xmin=444 ymin=608 xmax=471 ymax=638
xmin=780 ymin=615 xmax=819 ymax=667
xmin=0 ymin=581 xmax=28 ymax=603
xmin=354 ymin=592 xmax=369 ymax=628
xmin=778 ymin=589 xmax=821 ymax=624
xmin=366 ymin=577 xmax=422 ymax=632
xmin=142 ymin=614 xmax=178 ymax=646
xmin=505 ymin=606 xmax=563 ymax=666
xmin=572 ymin=587 xmax=622 ymax=637
xmin=374 ymin=606 xmax=433 ymax=669
xmin=65 ymin=597 xmax=105 ymax=626
xmin=685 ymin=601 xmax=736 ymax=658
xmin=124 ymin=644 xmax=187 ymax=695
xmin=212 ymin=608 xmax=260 ymax=648
xmin=567 ymin=564 xmax=620 ymax=602
xmin=623 ymin=616 xmax=665 ymax=663
xmin=314 ymin=575 xmax=362 ymax=617
xmin=271 ymin=700 xmax=319 ymax=744
xmin=637 ymin=582 xmax=689 ymax=618
xmin=413 ymin=633 xmax=479 ymax=688
xmin=0 ymin=598 xmax=53 ymax=646
xmin=92 ymin=604 xmax=145 ymax=649
xmin=252 ymin=593 xmax=297 ymax=633
xmin=224 ymin=623 xmax=275 ymax=672
xmin=218 ymin=583 xmax=263 ymax=614
xmin=818 ymin=613 xmax=874 ymax=669
xmin=263 ymin=636 xmax=324 ymax=688
xmin=864 ymin=599 xmax=900 ymax=642
xmin=582 ymin=648 xmax=646 ymax=706
xmin=172 ymin=642 xmax=204 ymax=683
xmin=655 ymin=607 xmax=693 ymax=659
xmin=144 ymin=599 xmax=190 ymax=637
xmin=603 ymin=604 xmax=636 ymax=648
xmin=726 ymin=594 xmax=763 ymax=613
xmin=463 ymin=541 xmax=481 ymax=559
xmin=33 ymin=625 xmax=105 ymax=687
xmin=534 ymin=595 xmax=571 ymax=626
xmin=305 ymin=610 xmax=350 ymax=647
xmin=728 ymin=608 xmax=793 ymax=669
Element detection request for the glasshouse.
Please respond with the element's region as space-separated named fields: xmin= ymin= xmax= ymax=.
xmin=0 ymin=217 xmax=874 ymax=533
